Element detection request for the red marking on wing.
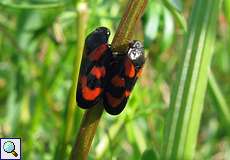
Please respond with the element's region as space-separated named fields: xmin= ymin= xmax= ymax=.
xmin=136 ymin=68 xmax=143 ymax=77
xmin=124 ymin=90 xmax=131 ymax=97
xmin=81 ymin=76 xmax=102 ymax=101
xmin=106 ymin=92 xmax=124 ymax=108
xmin=124 ymin=58 xmax=135 ymax=78
xmin=88 ymin=44 xmax=108 ymax=61
xmin=90 ymin=66 xmax=106 ymax=79
xmin=111 ymin=75 xmax=125 ymax=87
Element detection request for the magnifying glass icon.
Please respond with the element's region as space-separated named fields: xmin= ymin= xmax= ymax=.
xmin=3 ymin=141 xmax=18 ymax=157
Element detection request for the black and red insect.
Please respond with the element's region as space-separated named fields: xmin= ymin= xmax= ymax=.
xmin=76 ymin=27 xmax=145 ymax=115
xmin=103 ymin=41 xmax=145 ymax=115
xmin=76 ymin=27 xmax=111 ymax=108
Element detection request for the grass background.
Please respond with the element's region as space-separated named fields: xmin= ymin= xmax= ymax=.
xmin=0 ymin=0 xmax=229 ymax=159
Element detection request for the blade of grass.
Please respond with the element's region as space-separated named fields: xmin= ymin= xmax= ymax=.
xmin=54 ymin=2 xmax=89 ymax=159
xmin=208 ymin=71 xmax=230 ymax=127
xmin=224 ymin=0 xmax=230 ymax=24
xmin=95 ymin=118 xmax=125 ymax=159
xmin=0 ymin=1 xmax=68 ymax=10
xmin=65 ymin=1 xmax=88 ymax=148
xmin=70 ymin=0 xmax=148 ymax=159
xmin=161 ymin=0 xmax=222 ymax=159
xmin=161 ymin=0 xmax=187 ymax=32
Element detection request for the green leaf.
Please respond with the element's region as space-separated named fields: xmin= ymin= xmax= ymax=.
xmin=161 ymin=0 xmax=223 ymax=159
xmin=161 ymin=0 xmax=187 ymax=32
xmin=224 ymin=0 xmax=230 ymax=24
xmin=208 ymin=72 xmax=230 ymax=128
xmin=0 ymin=1 xmax=68 ymax=10
xmin=141 ymin=149 xmax=158 ymax=160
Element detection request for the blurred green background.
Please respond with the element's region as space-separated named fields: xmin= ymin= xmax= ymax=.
xmin=0 ymin=0 xmax=229 ymax=159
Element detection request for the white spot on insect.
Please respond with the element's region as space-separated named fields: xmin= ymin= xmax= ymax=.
xmin=128 ymin=48 xmax=142 ymax=60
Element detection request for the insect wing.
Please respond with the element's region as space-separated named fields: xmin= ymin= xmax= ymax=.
xmin=103 ymin=41 xmax=145 ymax=115
xmin=76 ymin=27 xmax=111 ymax=109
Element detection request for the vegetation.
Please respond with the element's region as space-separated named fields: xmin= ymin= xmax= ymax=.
xmin=0 ymin=0 xmax=229 ymax=159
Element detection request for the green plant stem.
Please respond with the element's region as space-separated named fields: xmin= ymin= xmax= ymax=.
xmin=161 ymin=0 xmax=222 ymax=159
xmin=161 ymin=0 xmax=187 ymax=32
xmin=54 ymin=2 xmax=88 ymax=159
xmin=0 ymin=1 xmax=67 ymax=10
xmin=95 ymin=118 xmax=125 ymax=159
xmin=224 ymin=0 xmax=230 ymax=23
xmin=70 ymin=104 xmax=104 ymax=160
xmin=65 ymin=1 xmax=89 ymax=148
xmin=208 ymin=71 xmax=230 ymax=126
xmin=111 ymin=0 xmax=148 ymax=52
xmin=70 ymin=0 xmax=148 ymax=159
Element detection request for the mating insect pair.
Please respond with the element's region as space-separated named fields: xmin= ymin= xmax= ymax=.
xmin=76 ymin=27 xmax=145 ymax=115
